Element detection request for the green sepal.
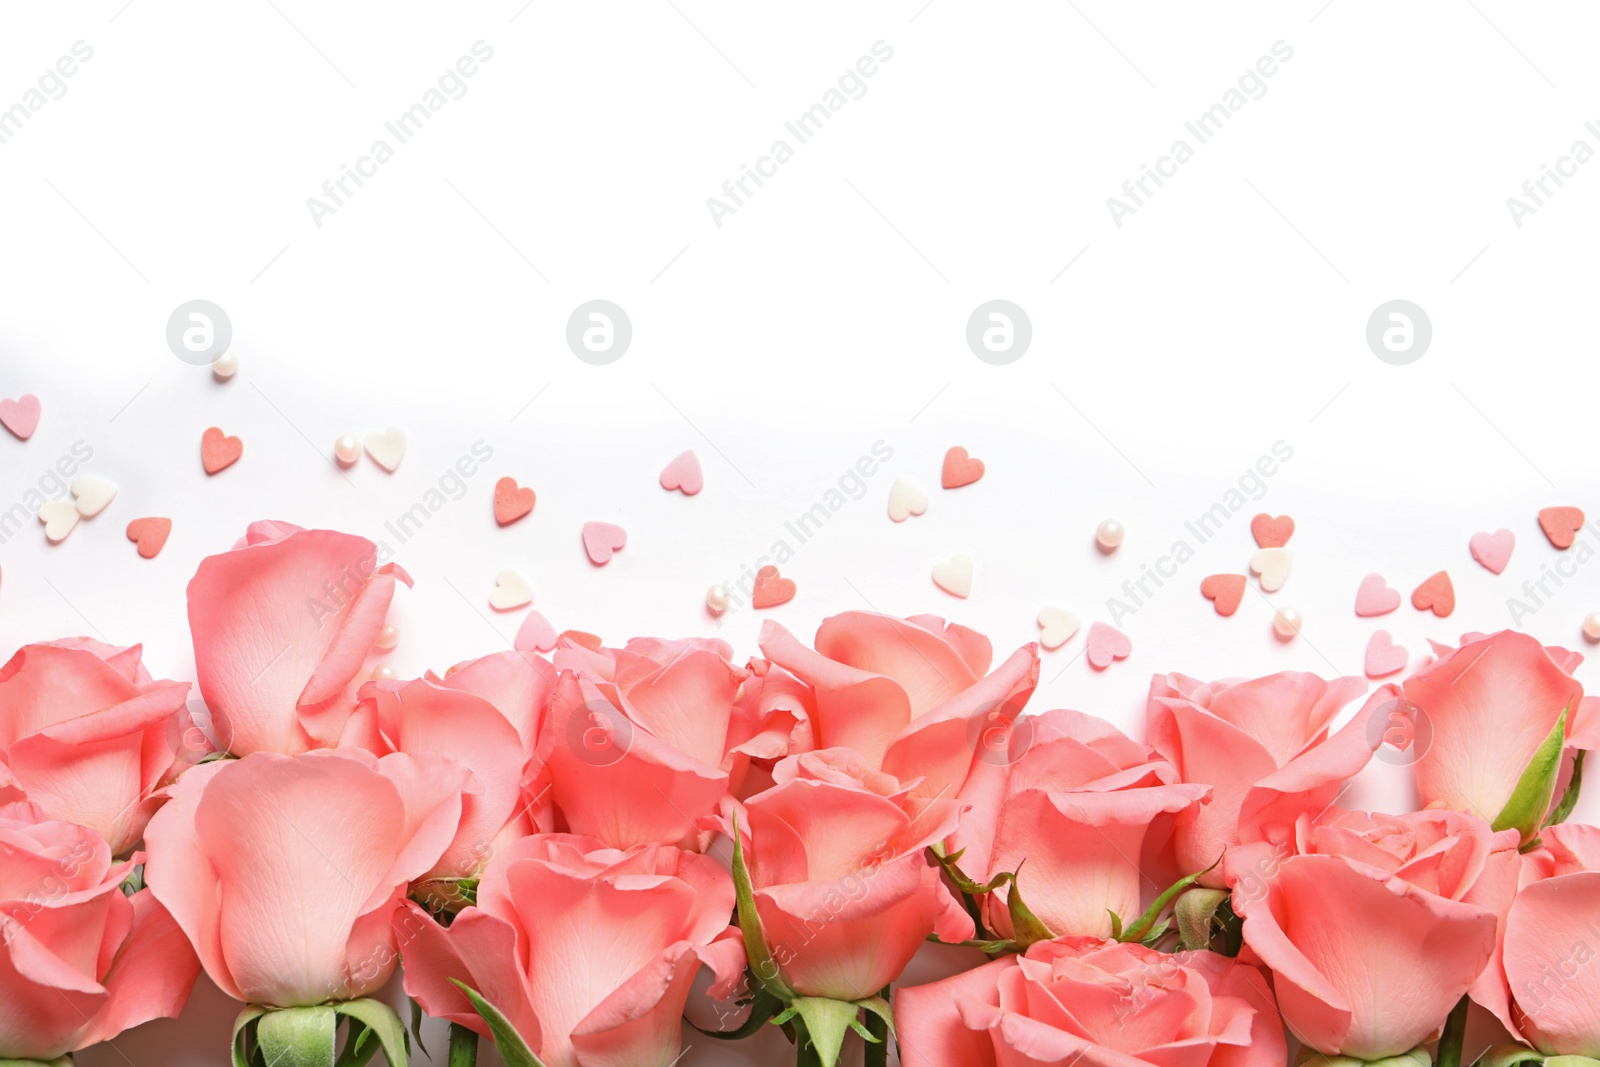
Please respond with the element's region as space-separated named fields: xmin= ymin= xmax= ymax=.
xmin=1005 ymin=873 xmax=1056 ymax=950
xmin=1495 ymin=707 xmax=1568 ymax=844
xmin=1175 ymin=887 xmax=1231 ymax=951
xmin=771 ymin=998 xmax=861 ymax=1067
xmin=0 ymin=1059 xmax=75 ymax=1066
xmin=1296 ymin=1045 xmax=1431 ymax=1067
xmin=255 ymin=1006 xmax=336 ymax=1067
xmin=408 ymin=999 xmax=429 ymax=1060
xmin=1545 ymin=749 xmax=1587 ymax=829
xmin=928 ymin=846 xmax=1015 ymax=896
xmin=449 ymin=978 xmax=549 ymax=1067
xmin=1108 ymin=910 xmax=1123 ymax=941
xmin=1472 ymin=1046 xmax=1545 ymax=1067
xmin=730 ymin=814 xmax=797 ymax=1000
xmin=233 ymin=1005 xmax=271 ymax=1067
xmin=446 ymin=1023 xmax=478 ymax=1067
xmin=332 ymin=1000 xmax=407 ymax=1067
xmin=855 ymin=995 xmax=894 ymax=1037
xmin=1120 ymin=856 xmax=1222 ymax=945
xmin=1545 ymin=1057 xmax=1600 ymax=1067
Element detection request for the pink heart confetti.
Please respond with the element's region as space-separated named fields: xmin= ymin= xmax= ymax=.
xmin=1085 ymin=622 xmax=1131 ymax=670
xmin=1354 ymin=573 xmax=1401 ymax=617
xmin=513 ymin=609 xmax=558 ymax=653
xmin=659 ymin=450 xmax=703 ymax=495
xmin=1469 ymin=529 xmax=1515 ymax=574
xmin=582 ymin=521 xmax=627 ymax=565
xmin=0 ymin=394 xmax=41 ymax=440
xmin=1365 ymin=630 xmax=1408 ymax=678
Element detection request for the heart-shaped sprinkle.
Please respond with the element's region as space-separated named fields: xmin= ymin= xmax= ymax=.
xmin=1538 ymin=507 xmax=1585 ymax=550
xmin=0 ymin=395 xmax=41 ymax=440
xmin=1365 ymin=630 xmax=1408 ymax=678
xmin=513 ymin=609 xmax=557 ymax=653
xmin=39 ymin=499 xmax=79 ymax=542
xmin=706 ymin=582 xmax=733 ymax=616
xmin=489 ymin=569 xmax=533 ymax=611
xmin=71 ymin=475 xmax=117 ymax=518
xmin=887 ymin=476 xmax=930 ymax=522
xmin=126 ymin=517 xmax=172 ymax=559
xmin=1250 ymin=514 xmax=1295 ymax=549
xmin=582 ymin=522 xmax=627 ymax=565
xmin=1200 ymin=574 xmax=1246 ymax=617
xmin=752 ymin=565 xmax=796 ymax=608
xmin=1354 ymin=573 xmax=1401 ymax=616
xmin=363 ymin=428 xmax=407 ymax=472
xmin=932 ymin=553 xmax=974 ymax=598
xmin=560 ymin=629 xmax=604 ymax=652
xmin=941 ymin=446 xmax=985 ymax=489
xmin=494 ymin=477 xmax=536 ymax=526
xmin=1249 ymin=548 xmax=1292 ymax=592
xmin=1411 ymin=571 xmax=1455 ymax=617
xmin=659 ymin=450 xmax=703 ymax=496
xmin=1469 ymin=529 xmax=1515 ymax=574
xmin=201 ymin=427 xmax=243 ymax=474
xmin=1086 ymin=622 xmax=1131 ymax=669
xmin=1036 ymin=606 xmax=1081 ymax=650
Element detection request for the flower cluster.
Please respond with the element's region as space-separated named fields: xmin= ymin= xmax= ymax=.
xmin=1 ymin=522 xmax=1596 ymax=1067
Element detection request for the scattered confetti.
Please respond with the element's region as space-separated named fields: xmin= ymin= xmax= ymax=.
xmin=1538 ymin=507 xmax=1585 ymax=550
xmin=1085 ymin=622 xmax=1131 ymax=669
xmin=0 ymin=394 xmax=40 ymax=440
xmin=659 ymin=450 xmax=703 ymax=496
xmin=560 ymin=629 xmax=603 ymax=652
xmin=1469 ymin=529 xmax=1515 ymax=574
xmin=1365 ymin=630 xmax=1408 ymax=677
xmin=705 ymin=583 xmax=733 ymax=616
xmin=1249 ymin=547 xmax=1292 ymax=592
xmin=1250 ymin=513 xmax=1295 ymax=549
xmin=374 ymin=623 xmax=399 ymax=651
xmin=514 ymin=610 xmax=557 ymax=653
xmin=212 ymin=351 xmax=239 ymax=381
xmin=1354 ymin=574 xmax=1401 ymax=617
xmin=71 ymin=475 xmax=117 ymax=518
xmin=1272 ymin=606 xmax=1302 ymax=641
xmin=363 ymin=428 xmax=406 ymax=472
xmin=38 ymin=500 xmax=78 ymax=543
xmin=1411 ymin=571 xmax=1455 ymax=617
xmin=334 ymin=435 xmax=361 ymax=466
xmin=752 ymin=565 xmax=796 ymax=608
xmin=370 ymin=663 xmax=396 ymax=682
xmin=201 ymin=427 xmax=243 ymax=474
xmin=489 ymin=568 xmax=533 ymax=611
xmin=494 ymin=478 xmax=536 ymax=526
xmin=1585 ymin=613 xmax=1600 ymax=644
xmin=1036 ymin=606 xmax=1080 ymax=650
xmin=1095 ymin=519 xmax=1125 ymax=553
xmin=887 ymin=476 xmax=929 ymax=522
xmin=931 ymin=553 xmax=974 ymax=598
xmin=1200 ymin=574 xmax=1246 ymax=617
xmin=582 ymin=522 xmax=627 ymax=565
xmin=125 ymin=517 xmax=171 ymax=559
xmin=941 ymin=446 xmax=985 ymax=489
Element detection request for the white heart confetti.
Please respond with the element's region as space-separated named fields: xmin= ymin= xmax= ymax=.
xmin=1036 ymin=606 xmax=1081 ymax=650
xmin=489 ymin=568 xmax=533 ymax=611
xmin=71 ymin=475 xmax=118 ymax=518
xmin=363 ymin=428 xmax=407 ymax=472
xmin=932 ymin=553 xmax=974 ymax=598
xmin=1249 ymin=548 xmax=1293 ymax=593
xmin=38 ymin=499 xmax=80 ymax=543
xmin=887 ymin=476 xmax=929 ymax=523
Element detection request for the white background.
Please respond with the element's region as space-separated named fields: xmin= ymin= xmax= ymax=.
xmin=3 ymin=1 xmax=1599 ymax=1064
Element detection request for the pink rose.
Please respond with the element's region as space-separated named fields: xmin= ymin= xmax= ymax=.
xmin=187 ymin=521 xmax=412 ymax=755
xmin=1147 ymin=670 xmax=1376 ymax=885
xmin=0 ymin=637 xmax=191 ymax=854
xmin=1480 ymin=823 xmax=1600 ymax=1058
xmin=1405 ymin=631 xmax=1584 ymax=841
xmin=357 ymin=650 xmax=556 ymax=893
xmin=953 ymin=708 xmax=1209 ymax=939
xmin=1228 ymin=806 xmax=1518 ymax=1059
xmin=740 ymin=748 xmax=973 ymax=1001
xmin=0 ymin=801 xmax=199 ymax=1060
xmin=539 ymin=636 xmax=752 ymax=849
xmin=758 ymin=613 xmax=1039 ymax=803
xmin=395 ymin=833 xmax=745 ymax=1067
xmin=143 ymin=748 xmax=468 ymax=1006
xmin=896 ymin=936 xmax=1285 ymax=1067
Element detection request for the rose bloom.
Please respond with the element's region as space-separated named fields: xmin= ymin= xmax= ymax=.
xmin=896 ymin=936 xmax=1285 ymax=1067
xmin=187 ymin=521 xmax=412 ymax=755
xmin=144 ymin=748 xmax=468 ymax=1007
xmin=1146 ymin=670 xmax=1377 ymax=885
xmin=952 ymin=708 xmax=1208 ymax=940
xmin=0 ymin=637 xmax=191 ymax=855
xmin=740 ymin=748 xmax=972 ymax=1002
xmin=0 ymin=801 xmax=199 ymax=1061
xmin=1405 ymin=631 xmax=1585 ymax=840
xmin=758 ymin=612 xmax=1039 ymax=804
xmin=355 ymin=649 xmax=556 ymax=892
xmin=396 ymin=833 xmax=745 ymax=1067
xmin=1228 ymin=806 xmax=1518 ymax=1060
xmin=1478 ymin=823 xmax=1600 ymax=1059
xmin=539 ymin=636 xmax=760 ymax=850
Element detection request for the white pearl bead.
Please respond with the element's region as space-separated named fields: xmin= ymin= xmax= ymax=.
xmin=1584 ymin=613 xmax=1600 ymax=643
xmin=334 ymin=435 xmax=362 ymax=466
xmin=706 ymin=583 xmax=732 ymax=616
xmin=374 ymin=623 xmax=399 ymax=651
xmin=211 ymin=350 xmax=238 ymax=380
xmin=1095 ymin=519 xmax=1125 ymax=552
xmin=370 ymin=663 xmax=396 ymax=682
xmin=1273 ymin=607 xmax=1303 ymax=640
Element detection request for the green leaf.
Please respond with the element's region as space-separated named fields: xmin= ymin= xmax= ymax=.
xmin=1495 ymin=707 xmax=1568 ymax=843
xmin=1175 ymin=887 xmax=1231 ymax=951
xmin=232 ymin=1005 xmax=271 ymax=1067
xmin=781 ymin=998 xmax=861 ymax=1067
xmin=1005 ymin=874 xmax=1056 ymax=949
xmin=333 ymin=999 xmax=408 ymax=1067
xmin=1545 ymin=749 xmax=1586 ymax=828
xmin=255 ymin=1006 xmax=337 ymax=1067
xmin=730 ymin=814 xmax=796 ymax=1000
xmin=450 ymin=979 xmax=549 ymax=1067
xmin=1120 ymin=856 xmax=1222 ymax=945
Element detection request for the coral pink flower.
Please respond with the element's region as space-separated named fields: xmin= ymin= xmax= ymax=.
xmin=143 ymin=748 xmax=468 ymax=1007
xmin=395 ymin=833 xmax=745 ymax=1067
xmin=1146 ymin=670 xmax=1376 ymax=885
xmin=739 ymin=748 xmax=972 ymax=1001
xmin=0 ymin=638 xmax=191 ymax=855
xmin=758 ymin=613 xmax=1039 ymax=804
xmin=0 ymin=801 xmax=199 ymax=1060
xmin=187 ymin=521 xmax=411 ymax=756
xmin=1228 ymin=806 xmax=1517 ymax=1060
xmin=952 ymin=708 xmax=1209 ymax=939
xmin=896 ymin=936 xmax=1285 ymax=1067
